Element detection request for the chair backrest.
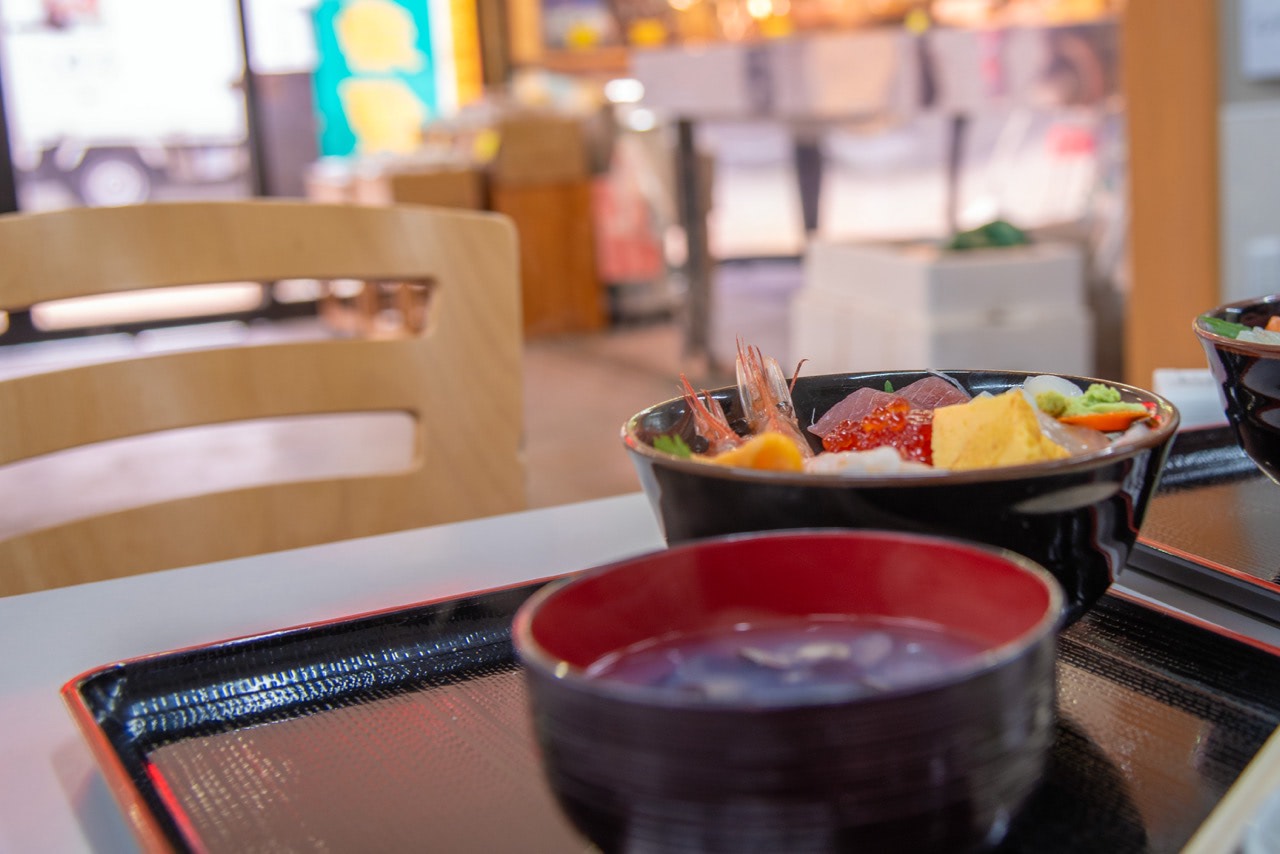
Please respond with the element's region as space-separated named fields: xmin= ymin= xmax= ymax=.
xmin=0 ymin=200 xmax=525 ymax=596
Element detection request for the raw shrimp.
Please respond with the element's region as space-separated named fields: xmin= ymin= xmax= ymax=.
xmin=680 ymin=374 xmax=744 ymax=455
xmin=735 ymin=340 xmax=813 ymax=458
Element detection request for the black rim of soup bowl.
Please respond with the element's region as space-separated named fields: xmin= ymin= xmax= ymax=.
xmin=513 ymin=530 xmax=1064 ymax=854
xmin=620 ymin=369 xmax=1181 ymax=626
xmin=1194 ymin=295 xmax=1280 ymax=484
xmin=514 ymin=530 xmax=1065 ymax=708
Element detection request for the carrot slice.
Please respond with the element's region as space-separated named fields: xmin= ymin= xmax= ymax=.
xmin=1058 ymin=411 xmax=1150 ymax=432
xmin=1266 ymin=316 xmax=1280 ymax=332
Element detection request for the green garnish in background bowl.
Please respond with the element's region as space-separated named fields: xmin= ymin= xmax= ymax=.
xmin=944 ymin=219 xmax=1031 ymax=251
xmin=1200 ymin=315 xmax=1249 ymax=339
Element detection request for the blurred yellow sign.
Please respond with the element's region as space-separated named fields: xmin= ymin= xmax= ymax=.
xmin=335 ymin=0 xmax=425 ymax=73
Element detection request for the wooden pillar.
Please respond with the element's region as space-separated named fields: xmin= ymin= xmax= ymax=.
xmin=1121 ymin=0 xmax=1221 ymax=387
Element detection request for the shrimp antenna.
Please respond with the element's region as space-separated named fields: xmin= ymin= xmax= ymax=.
xmin=789 ymin=359 xmax=808 ymax=392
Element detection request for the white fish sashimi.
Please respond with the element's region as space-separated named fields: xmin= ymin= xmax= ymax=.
xmin=1035 ymin=409 xmax=1112 ymax=455
xmin=804 ymin=446 xmax=936 ymax=475
xmin=1112 ymin=420 xmax=1154 ymax=448
xmin=1022 ymin=374 xmax=1085 ymax=404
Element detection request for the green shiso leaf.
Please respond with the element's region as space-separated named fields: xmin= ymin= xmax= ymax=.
xmin=653 ymin=434 xmax=693 ymax=458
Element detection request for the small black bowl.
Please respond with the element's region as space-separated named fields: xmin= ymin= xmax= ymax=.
xmin=514 ymin=530 xmax=1063 ymax=854
xmin=1194 ymin=295 xmax=1280 ymax=485
xmin=622 ymin=370 xmax=1179 ymax=625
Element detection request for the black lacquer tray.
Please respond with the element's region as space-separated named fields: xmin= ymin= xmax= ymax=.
xmin=66 ymin=584 xmax=1280 ymax=854
xmin=1130 ymin=425 xmax=1280 ymax=618
xmin=64 ymin=426 xmax=1280 ymax=854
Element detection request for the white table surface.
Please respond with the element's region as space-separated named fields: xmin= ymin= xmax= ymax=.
xmin=0 ymin=494 xmax=664 ymax=854
xmin=1 ymin=491 xmax=1277 ymax=854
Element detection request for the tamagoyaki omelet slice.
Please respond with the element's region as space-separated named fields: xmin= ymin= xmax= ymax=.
xmin=931 ymin=390 xmax=1069 ymax=471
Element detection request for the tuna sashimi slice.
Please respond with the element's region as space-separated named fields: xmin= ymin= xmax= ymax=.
xmin=897 ymin=375 xmax=972 ymax=410
xmin=808 ymin=387 xmax=900 ymax=437
xmin=807 ymin=375 xmax=972 ymax=439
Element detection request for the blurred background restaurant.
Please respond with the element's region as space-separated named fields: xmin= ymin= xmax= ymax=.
xmin=0 ymin=0 xmax=1266 ymax=396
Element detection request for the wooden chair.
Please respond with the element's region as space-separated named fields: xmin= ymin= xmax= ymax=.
xmin=0 ymin=200 xmax=525 ymax=597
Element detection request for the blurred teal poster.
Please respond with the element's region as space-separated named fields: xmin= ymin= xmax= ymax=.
xmin=311 ymin=0 xmax=438 ymax=156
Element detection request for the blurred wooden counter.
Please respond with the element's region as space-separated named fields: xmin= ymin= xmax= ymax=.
xmin=488 ymin=114 xmax=607 ymax=338
xmin=307 ymin=114 xmax=606 ymax=339
xmin=491 ymin=180 xmax=604 ymax=337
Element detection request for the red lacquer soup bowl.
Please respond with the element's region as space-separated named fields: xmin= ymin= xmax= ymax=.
xmin=513 ymin=530 xmax=1062 ymax=854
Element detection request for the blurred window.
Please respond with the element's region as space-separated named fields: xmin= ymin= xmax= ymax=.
xmin=0 ymin=0 xmax=332 ymax=340
xmin=0 ymin=0 xmax=254 ymax=211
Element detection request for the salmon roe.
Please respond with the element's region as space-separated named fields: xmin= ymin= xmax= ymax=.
xmin=821 ymin=398 xmax=934 ymax=465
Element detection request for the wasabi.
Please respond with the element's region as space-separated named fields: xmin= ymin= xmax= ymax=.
xmin=1035 ymin=384 xmax=1148 ymax=420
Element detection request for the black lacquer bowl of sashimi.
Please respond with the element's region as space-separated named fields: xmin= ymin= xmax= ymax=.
xmin=622 ymin=370 xmax=1180 ymax=625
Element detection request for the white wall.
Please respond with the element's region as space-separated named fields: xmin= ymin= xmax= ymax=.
xmin=1219 ymin=0 xmax=1280 ymax=303
xmin=1220 ymin=100 xmax=1280 ymax=303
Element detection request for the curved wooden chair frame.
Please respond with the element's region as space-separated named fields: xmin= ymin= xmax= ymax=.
xmin=0 ymin=200 xmax=525 ymax=596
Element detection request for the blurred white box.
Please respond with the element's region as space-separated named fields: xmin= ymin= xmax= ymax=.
xmin=789 ymin=287 xmax=1093 ymax=375
xmin=1152 ymin=368 xmax=1229 ymax=430
xmin=769 ymin=29 xmax=920 ymax=120
xmin=631 ymin=43 xmax=767 ymax=117
xmin=927 ymin=26 xmax=1049 ymax=112
xmin=790 ymin=239 xmax=1093 ymax=374
xmin=803 ymin=239 xmax=1086 ymax=314
xmin=633 ymin=33 xmax=918 ymax=121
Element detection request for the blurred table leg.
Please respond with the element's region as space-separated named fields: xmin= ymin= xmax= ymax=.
xmin=674 ymin=117 xmax=718 ymax=374
xmin=944 ymin=112 xmax=969 ymax=236
xmin=792 ymin=126 xmax=823 ymax=235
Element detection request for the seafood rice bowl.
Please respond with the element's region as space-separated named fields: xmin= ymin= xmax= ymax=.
xmin=622 ymin=345 xmax=1180 ymax=624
